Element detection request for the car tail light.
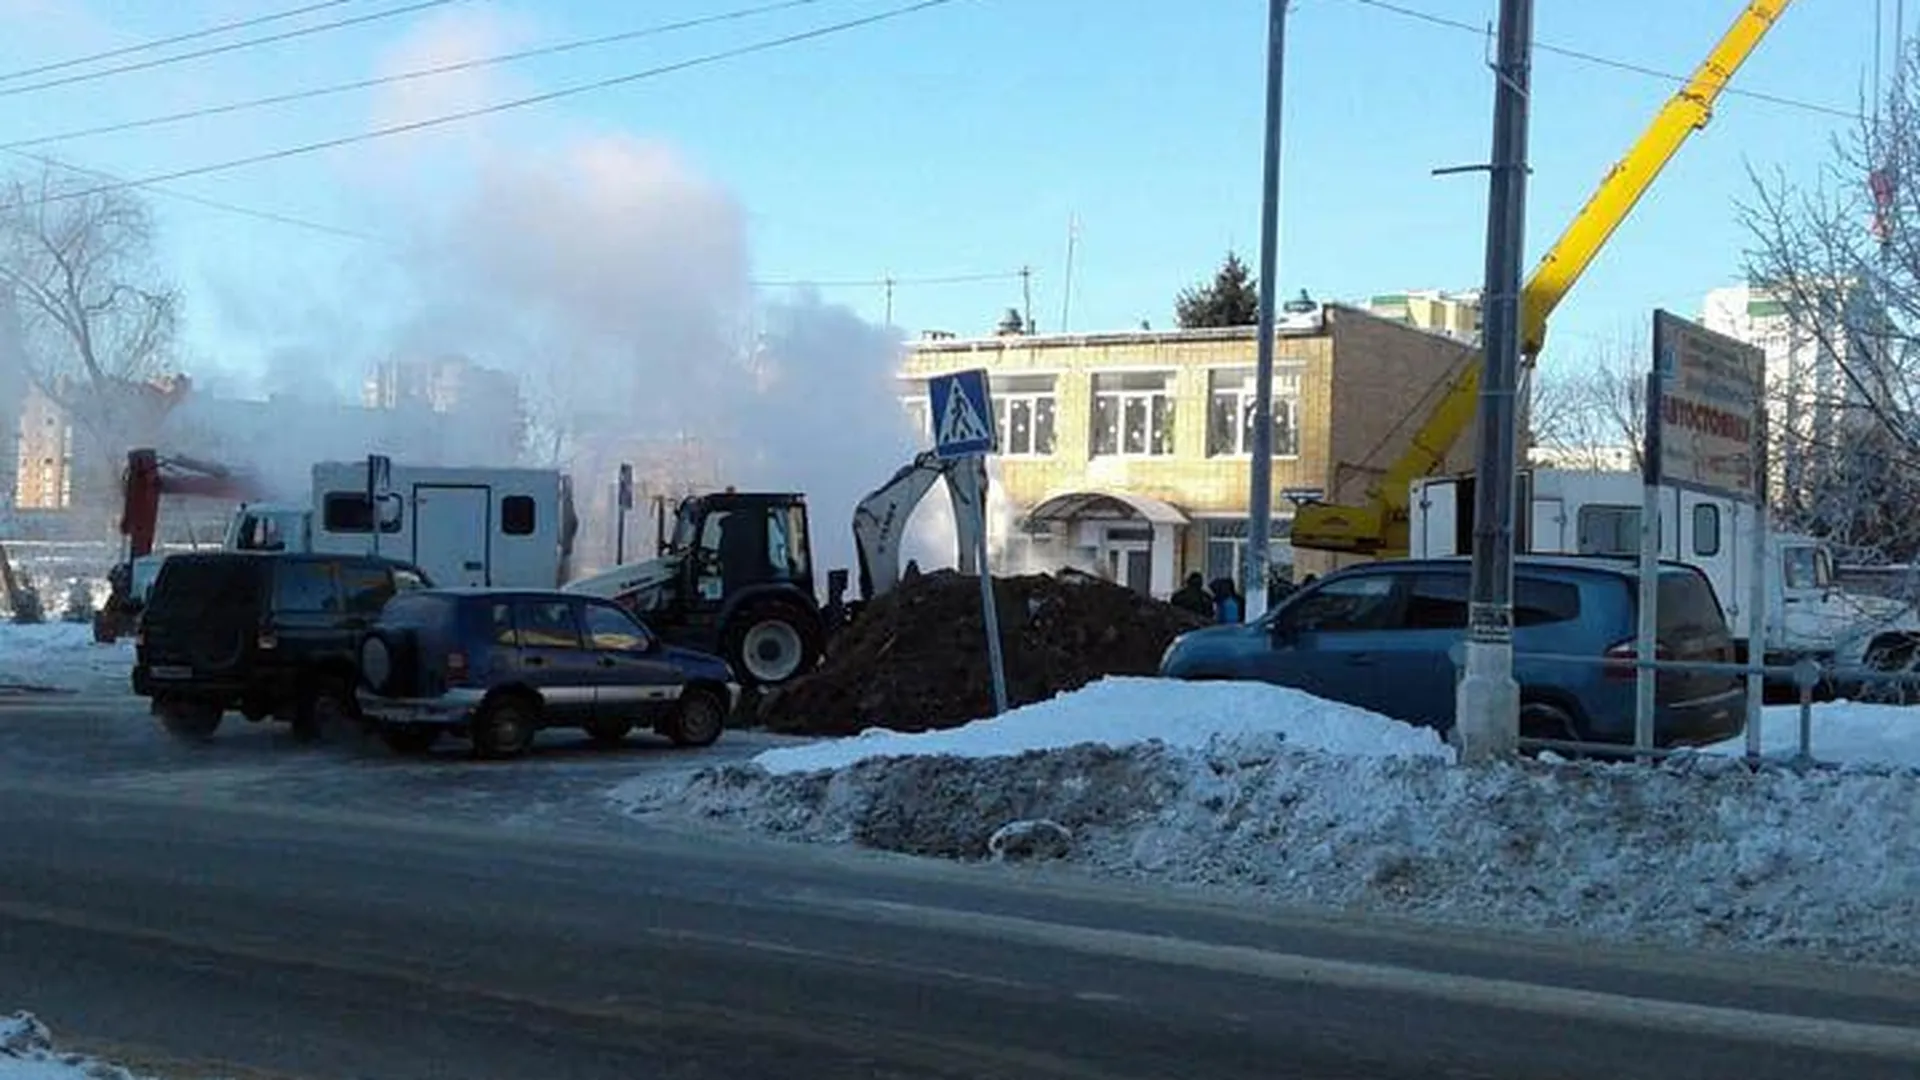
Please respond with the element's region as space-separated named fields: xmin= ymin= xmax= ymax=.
xmin=1604 ymin=639 xmax=1669 ymax=680
xmin=446 ymin=650 xmax=469 ymax=685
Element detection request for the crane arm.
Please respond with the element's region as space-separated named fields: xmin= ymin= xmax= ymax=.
xmin=851 ymin=450 xmax=982 ymax=600
xmin=120 ymin=448 xmax=271 ymax=558
xmin=1290 ymin=0 xmax=1792 ymax=558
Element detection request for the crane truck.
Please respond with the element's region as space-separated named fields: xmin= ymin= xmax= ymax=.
xmin=1288 ymin=0 xmax=1794 ymax=560
xmin=565 ymin=450 xmax=986 ymax=687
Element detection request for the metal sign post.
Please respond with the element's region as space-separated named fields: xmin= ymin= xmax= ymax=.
xmin=927 ymin=368 xmax=1009 ymax=715
xmin=365 ymin=453 xmax=391 ymax=558
xmin=616 ymin=463 xmax=634 ymax=565
xmin=1635 ymin=368 xmax=1664 ymax=753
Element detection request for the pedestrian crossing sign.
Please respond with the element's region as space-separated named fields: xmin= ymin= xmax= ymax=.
xmin=928 ymin=368 xmax=997 ymax=459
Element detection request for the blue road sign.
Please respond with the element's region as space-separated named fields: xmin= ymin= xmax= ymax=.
xmin=927 ymin=367 xmax=997 ymax=459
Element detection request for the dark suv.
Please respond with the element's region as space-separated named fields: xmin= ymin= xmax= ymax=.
xmin=355 ymin=589 xmax=738 ymax=758
xmin=133 ymin=551 xmax=432 ymax=740
xmin=1160 ymin=555 xmax=1745 ymax=748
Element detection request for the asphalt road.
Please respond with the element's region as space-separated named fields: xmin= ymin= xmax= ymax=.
xmin=4 ymin=690 xmax=1920 ymax=1079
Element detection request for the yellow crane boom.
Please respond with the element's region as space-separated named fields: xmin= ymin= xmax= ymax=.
xmin=1289 ymin=0 xmax=1793 ymax=558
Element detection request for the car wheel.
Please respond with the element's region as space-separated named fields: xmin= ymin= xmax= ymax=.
xmin=379 ymin=725 xmax=440 ymax=756
xmin=665 ymin=687 xmax=726 ymax=748
xmin=472 ymin=695 xmax=539 ymax=760
xmin=1519 ymin=700 xmax=1581 ymax=756
xmin=156 ymin=699 xmax=221 ymax=741
xmin=726 ymin=604 xmax=820 ymax=686
xmin=295 ymin=675 xmax=359 ymax=743
xmin=586 ymin=719 xmax=634 ymax=748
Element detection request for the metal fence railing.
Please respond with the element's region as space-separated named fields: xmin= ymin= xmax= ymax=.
xmin=1482 ymin=650 xmax=1920 ymax=769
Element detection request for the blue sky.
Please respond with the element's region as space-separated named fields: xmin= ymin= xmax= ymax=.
xmin=0 ymin=0 xmax=1888 ymax=385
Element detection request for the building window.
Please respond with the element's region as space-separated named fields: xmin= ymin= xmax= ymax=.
xmin=992 ymin=374 xmax=1057 ymax=456
xmin=1207 ymin=365 xmax=1301 ymax=457
xmin=1091 ymin=371 xmax=1175 ymax=457
xmin=1203 ymin=518 xmax=1294 ymax=589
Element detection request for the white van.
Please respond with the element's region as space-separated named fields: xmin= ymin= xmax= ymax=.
xmin=226 ymin=461 xmax=577 ymax=588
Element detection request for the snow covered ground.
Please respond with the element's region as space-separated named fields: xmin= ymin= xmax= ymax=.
xmin=614 ymin=676 xmax=1920 ymax=968
xmin=1 ymin=1012 xmax=165 ymax=1079
xmin=0 ymin=624 xmax=132 ymax=694
xmin=1709 ymin=701 xmax=1920 ymax=770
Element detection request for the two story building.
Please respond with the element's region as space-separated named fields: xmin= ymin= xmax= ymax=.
xmin=900 ymin=304 xmax=1478 ymax=598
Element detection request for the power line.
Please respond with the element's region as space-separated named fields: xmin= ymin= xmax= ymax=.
xmin=1 ymin=0 xmax=836 ymax=153
xmin=1341 ymin=0 xmax=1863 ymax=122
xmin=3 ymin=0 xmax=966 ymax=211
xmin=0 ymin=0 xmax=467 ymax=100
xmin=0 ymin=1 xmax=363 ymax=84
xmin=2 ymin=147 xmax=375 ymax=239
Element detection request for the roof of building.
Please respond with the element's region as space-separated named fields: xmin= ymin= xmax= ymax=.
xmin=906 ymin=303 xmax=1469 ymax=356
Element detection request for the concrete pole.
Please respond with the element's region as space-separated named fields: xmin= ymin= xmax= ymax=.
xmin=1454 ymin=0 xmax=1532 ymax=763
xmin=1243 ymin=0 xmax=1288 ymax=620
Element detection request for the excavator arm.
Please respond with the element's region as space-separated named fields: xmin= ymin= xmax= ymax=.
xmin=120 ymin=447 xmax=270 ymax=558
xmin=1290 ymin=0 xmax=1793 ymax=558
xmin=851 ymin=450 xmax=985 ymax=600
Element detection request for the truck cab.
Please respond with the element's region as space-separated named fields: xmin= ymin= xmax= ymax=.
xmin=225 ymin=503 xmax=313 ymax=554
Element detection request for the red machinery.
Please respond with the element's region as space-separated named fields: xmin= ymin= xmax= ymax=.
xmin=95 ymin=448 xmax=270 ymax=642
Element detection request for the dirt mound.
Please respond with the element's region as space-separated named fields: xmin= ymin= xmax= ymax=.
xmin=763 ymin=569 xmax=1210 ymax=735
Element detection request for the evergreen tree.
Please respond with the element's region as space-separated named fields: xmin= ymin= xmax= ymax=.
xmin=1175 ymin=251 xmax=1259 ymax=328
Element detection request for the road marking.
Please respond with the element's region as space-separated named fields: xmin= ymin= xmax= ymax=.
xmin=811 ymin=898 xmax=1920 ymax=1062
xmin=644 ymin=926 xmax=1035 ymax=992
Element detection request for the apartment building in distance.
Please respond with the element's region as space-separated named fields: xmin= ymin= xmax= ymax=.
xmin=1362 ymin=288 xmax=1482 ymax=343
xmin=1701 ymin=283 xmax=1888 ymax=506
xmin=900 ymin=304 xmax=1478 ymax=598
xmin=364 ymin=354 xmax=527 ymax=456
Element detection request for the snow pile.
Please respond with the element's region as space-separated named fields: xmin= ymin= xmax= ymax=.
xmin=617 ymin=679 xmax=1920 ymax=966
xmin=0 ymin=624 xmax=132 ymax=694
xmin=1707 ymin=702 xmax=1920 ymax=770
xmin=1 ymin=1011 xmax=161 ymax=1079
xmin=752 ymin=677 xmax=1452 ymax=775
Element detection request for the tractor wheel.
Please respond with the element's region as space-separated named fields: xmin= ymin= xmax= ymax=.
xmin=725 ymin=603 xmax=821 ymax=687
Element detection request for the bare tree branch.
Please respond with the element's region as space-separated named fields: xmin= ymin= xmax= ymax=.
xmin=0 ymin=161 xmax=179 ymax=502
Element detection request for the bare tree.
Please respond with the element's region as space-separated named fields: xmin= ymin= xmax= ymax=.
xmin=0 ymin=163 xmax=179 ymax=501
xmin=1735 ymin=42 xmax=1920 ymax=561
xmin=1528 ymin=333 xmax=1646 ymax=471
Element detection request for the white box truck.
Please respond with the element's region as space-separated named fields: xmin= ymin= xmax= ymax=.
xmin=224 ymin=460 xmax=578 ymax=588
xmin=1409 ymin=469 xmax=1920 ymax=696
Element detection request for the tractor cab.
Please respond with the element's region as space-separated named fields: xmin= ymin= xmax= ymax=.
xmin=660 ymin=490 xmax=816 ymax=607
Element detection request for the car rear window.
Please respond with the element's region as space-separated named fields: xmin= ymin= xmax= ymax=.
xmin=149 ymin=558 xmax=262 ymax=614
xmin=1404 ymin=570 xmax=1583 ymax=629
xmin=1657 ymin=570 xmax=1726 ymax=632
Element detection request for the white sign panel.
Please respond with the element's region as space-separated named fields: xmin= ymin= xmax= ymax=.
xmin=1652 ymin=309 xmax=1766 ymax=501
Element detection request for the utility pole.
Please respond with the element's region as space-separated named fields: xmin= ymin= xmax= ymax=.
xmin=1454 ymin=0 xmax=1532 ymax=763
xmin=1021 ymin=265 xmax=1034 ymax=333
xmin=883 ymin=276 xmax=896 ymax=327
xmin=1243 ymin=0 xmax=1288 ymax=620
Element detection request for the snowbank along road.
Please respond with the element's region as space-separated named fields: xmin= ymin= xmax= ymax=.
xmin=617 ymin=677 xmax=1920 ymax=970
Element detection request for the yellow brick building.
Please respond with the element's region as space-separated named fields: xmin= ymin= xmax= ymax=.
xmin=900 ymin=304 xmax=1478 ymax=598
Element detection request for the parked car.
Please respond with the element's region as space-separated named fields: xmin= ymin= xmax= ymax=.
xmin=132 ymin=551 xmax=433 ymax=741
xmin=1160 ymin=555 xmax=1745 ymax=748
xmin=354 ymin=588 xmax=738 ymax=758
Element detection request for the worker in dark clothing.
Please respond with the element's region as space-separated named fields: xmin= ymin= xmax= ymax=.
xmin=1209 ymin=577 xmax=1243 ymax=623
xmin=1172 ymin=572 xmax=1213 ymax=618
